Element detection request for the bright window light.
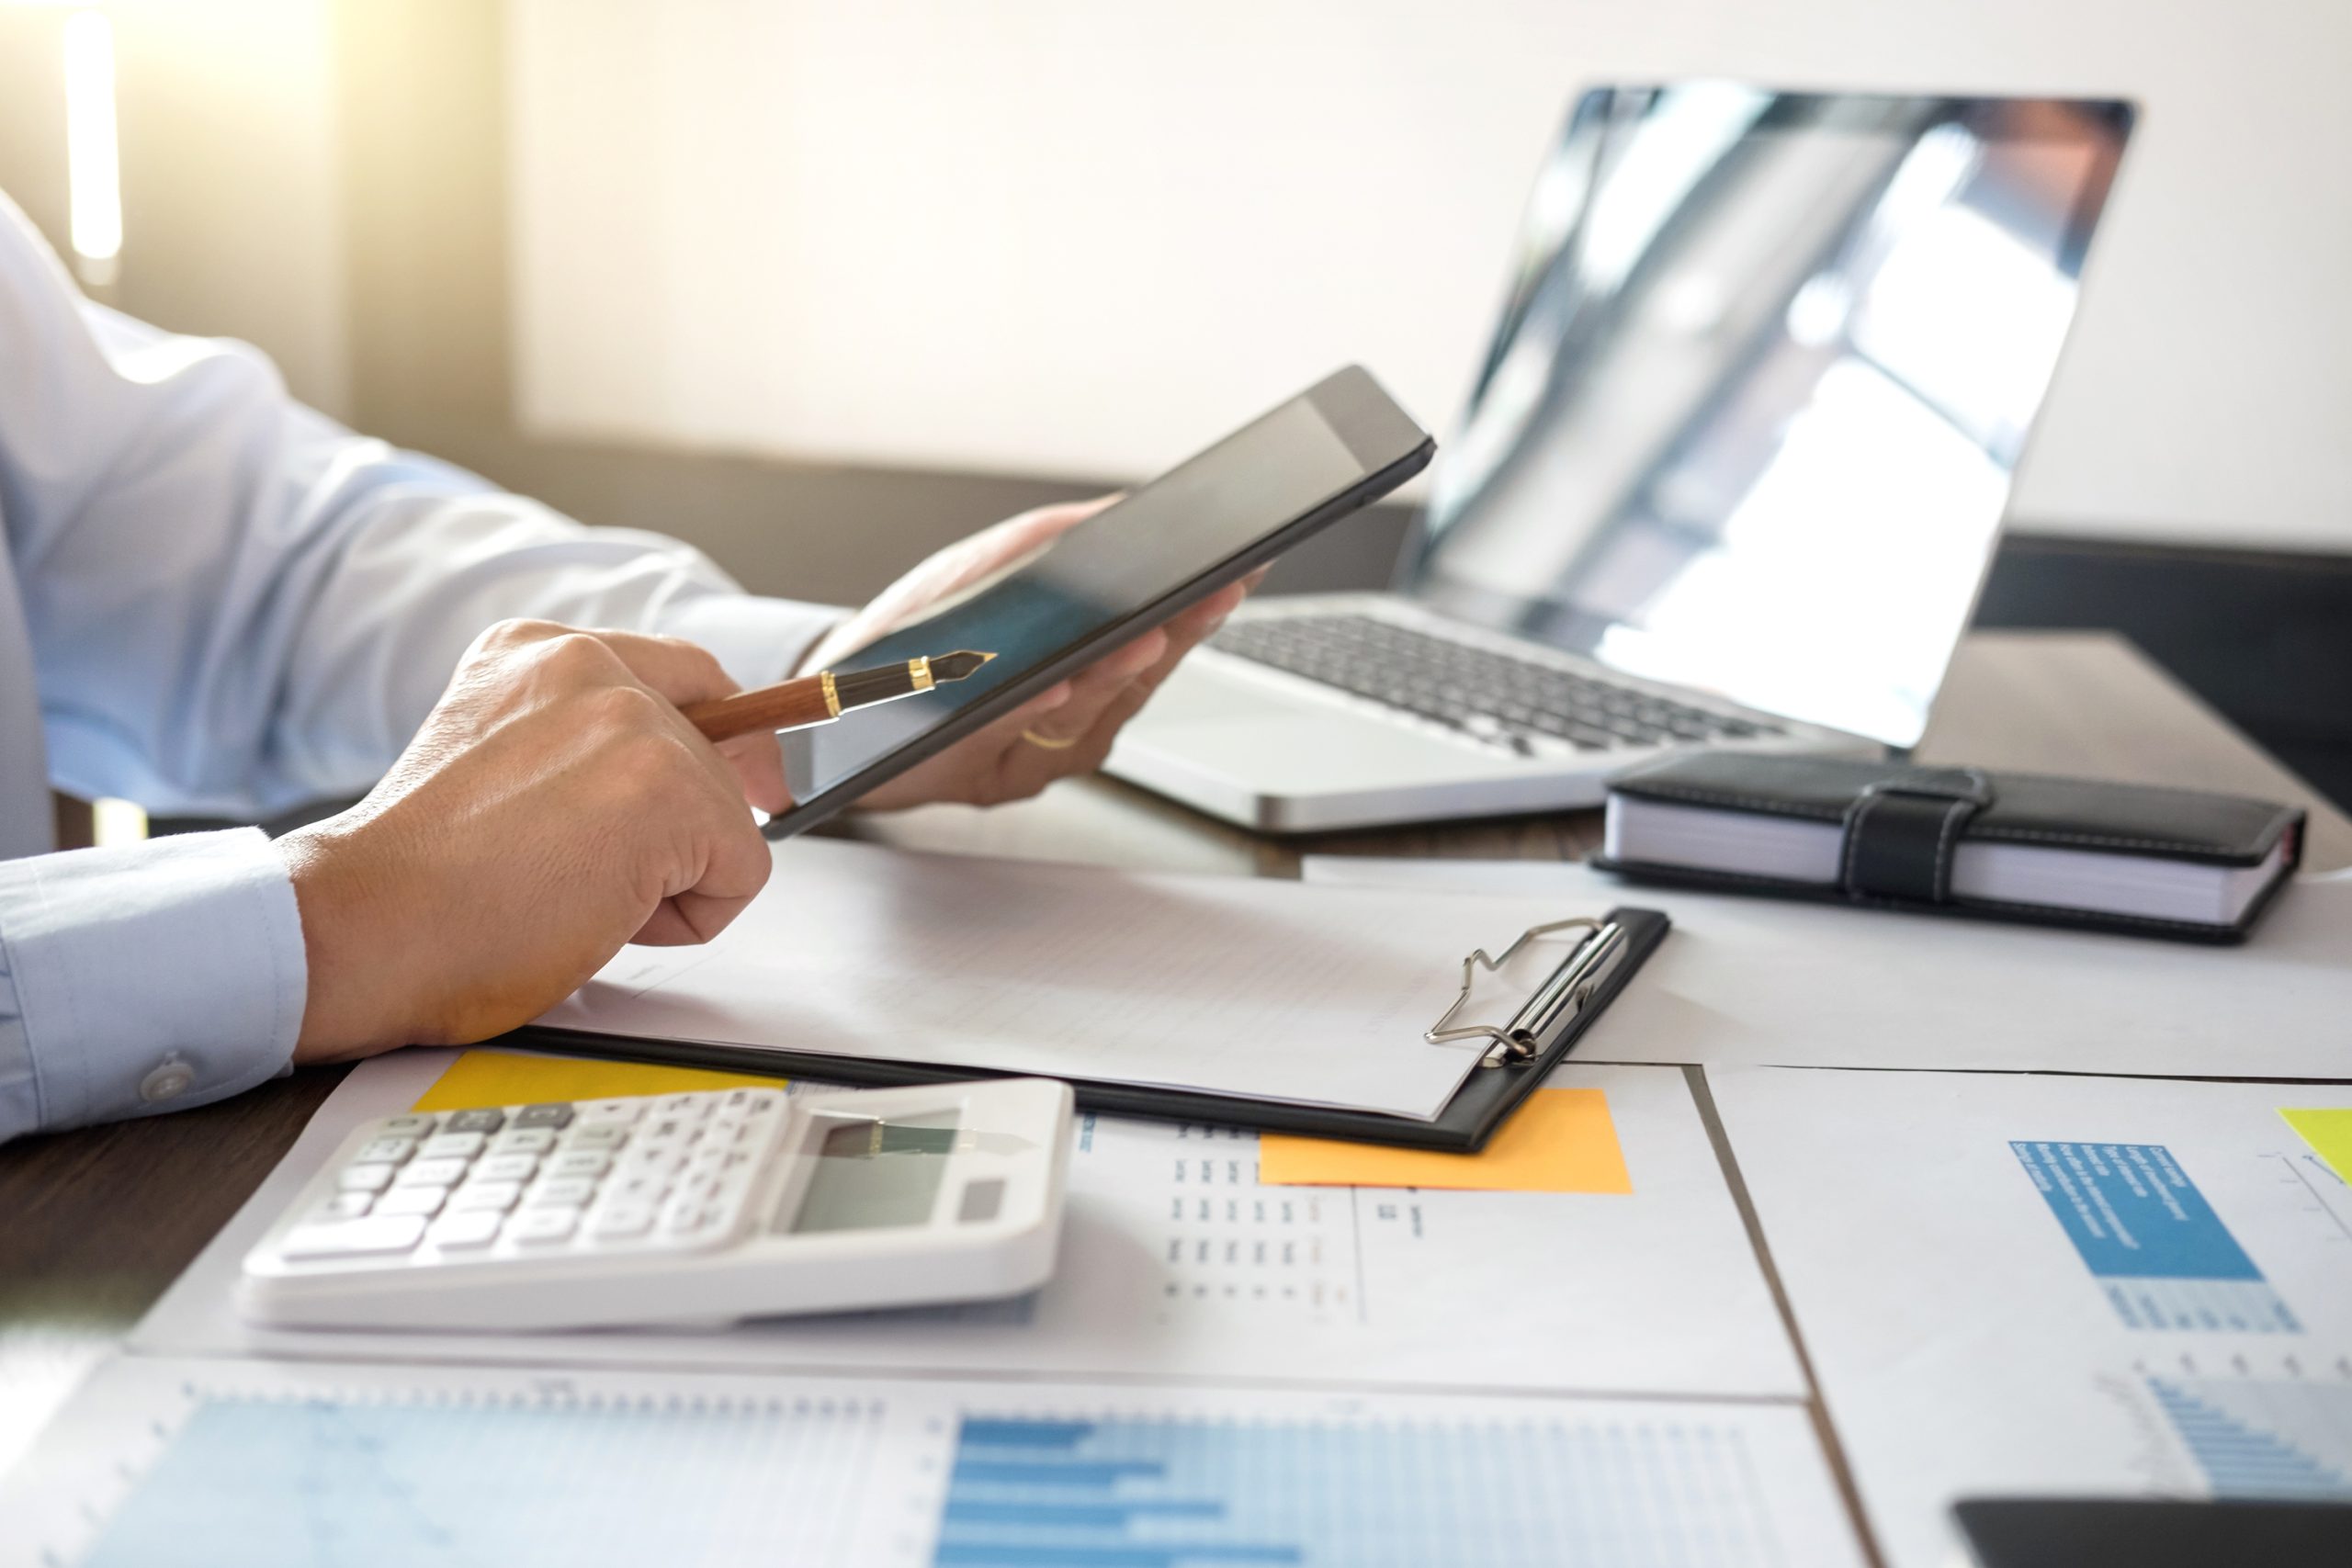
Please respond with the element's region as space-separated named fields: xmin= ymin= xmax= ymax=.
xmin=92 ymin=797 xmax=148 ymax=847
xmin=63 ymin=7 xmax=122 ymax=286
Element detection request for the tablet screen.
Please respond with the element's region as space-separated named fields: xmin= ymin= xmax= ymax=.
xmin=775 ymin=367 xmax=1430 ymax=832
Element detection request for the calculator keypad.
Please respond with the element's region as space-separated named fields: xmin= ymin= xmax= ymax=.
xmin=277 ymin=1088 xmax=789 ymax=1267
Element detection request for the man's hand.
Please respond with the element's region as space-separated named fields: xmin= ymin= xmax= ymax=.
xmin=277 ymin=620 xmax=784 ymax=1063
xmin=807 ymin=497 xmax=1261 ymax=810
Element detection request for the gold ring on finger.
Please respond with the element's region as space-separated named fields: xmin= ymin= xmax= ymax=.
xmin=1021 ymin=728 xmax=1080 ymax=750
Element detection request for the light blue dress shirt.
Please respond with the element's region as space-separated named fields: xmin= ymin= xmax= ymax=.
xmin=0 ymin=191 xmax=838 ymax=1143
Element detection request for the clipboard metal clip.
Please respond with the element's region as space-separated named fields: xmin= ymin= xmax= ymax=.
xmin=1426 ymin=917 xmax=1628 ymax=1068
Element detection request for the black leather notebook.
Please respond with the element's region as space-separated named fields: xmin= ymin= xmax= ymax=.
xmin=507 ymin=906 xmax=1669 ymax=1153
xmin=1592 ymin=754 xmax=2302 ymax=943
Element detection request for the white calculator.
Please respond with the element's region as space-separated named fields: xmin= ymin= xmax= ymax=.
xmin=238 ymin=1077 xmax=1073 ymax=1331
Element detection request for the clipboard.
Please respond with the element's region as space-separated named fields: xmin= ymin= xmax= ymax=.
xmin=504 ymin=906 xmax=1668 ymax=1153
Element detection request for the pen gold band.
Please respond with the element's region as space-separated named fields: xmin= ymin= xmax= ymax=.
xmin=1021 ymin=728 xmax=1080 ymax=750
xmin=820 ymin=670 xmax=842 ymax=718
xmin=910 ymin=656 xmax=934 ymax=693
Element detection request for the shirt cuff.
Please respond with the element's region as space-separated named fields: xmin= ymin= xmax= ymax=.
xmin=656 ymin=593 xmax=846 ymax=690
xmin=0 ymin=829 xmax=305 ymax=1141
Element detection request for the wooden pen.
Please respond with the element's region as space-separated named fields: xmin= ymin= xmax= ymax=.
xmin=680 ymin=650 xmax=997 ymax=744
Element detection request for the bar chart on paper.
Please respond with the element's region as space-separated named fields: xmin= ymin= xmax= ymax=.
xmin=2143 ymin=1372 xmax=2352 ymax=1499
xmin=6 ymin=1360 xmax=1864 ymax=1568
xmin=1702 ymin=1070 xmax=2352 ymax=1568
xmin=933 ymin=1409 xmax=1803 ymax=1567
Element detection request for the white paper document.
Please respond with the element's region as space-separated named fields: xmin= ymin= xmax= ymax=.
xmin=542 ymin=839 xmax=1599 ymax=1120
xmin=1302 ymin=855 xmax=2352 ymax=1077
xmin=2 ymin=1356 xmax=1863 ymax=1568
xmin=1710 ymin=1067 xmax=2352 ymax=1568
xmin=133 ymin=1050 xmax=1804 ymax=1399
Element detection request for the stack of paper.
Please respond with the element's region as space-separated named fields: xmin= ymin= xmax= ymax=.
xmin=542 ymin=838 xmax=1603 ymax=1121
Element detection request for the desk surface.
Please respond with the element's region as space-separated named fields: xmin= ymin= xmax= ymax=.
xmin=2 ymin=628 xmax=2346 ymax=1497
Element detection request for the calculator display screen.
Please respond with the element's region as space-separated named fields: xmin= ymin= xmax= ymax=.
xmin=785 ymin=1112 xmax=959 ymax=1234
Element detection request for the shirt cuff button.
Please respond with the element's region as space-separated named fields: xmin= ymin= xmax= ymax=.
xmin=139 ymin=1056 xmax=196 ymax=1103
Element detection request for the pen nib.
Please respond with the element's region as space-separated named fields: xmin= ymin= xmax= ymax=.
xmin=927 ymin=649 xmax=997 ymax=682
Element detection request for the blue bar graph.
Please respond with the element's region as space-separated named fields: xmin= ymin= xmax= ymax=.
xmin=932 ymin=1411 xmax=1791 ymax=1567
xmin=72 ymin=1389 xmax=1807 ymax=1568
xmin=2147 ymin=1377 xmax=2352 ymax=1499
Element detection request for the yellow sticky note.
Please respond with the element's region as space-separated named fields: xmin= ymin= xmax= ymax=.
xmin=2282 ymin=1109 xmax=2352 ymax=1186
xmin=1258 ymin=1087 xmax=1632 ymax=1194
xmin=413 ymin=1049 xmax=785 ymax=1112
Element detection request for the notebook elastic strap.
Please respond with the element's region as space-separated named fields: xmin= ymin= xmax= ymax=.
xmin=1840 ymin=768 xmax=1994 ymax=905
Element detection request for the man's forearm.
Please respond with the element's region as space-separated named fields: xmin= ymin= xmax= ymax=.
xmin=0 ymin=831 xmax=305 ymax=1143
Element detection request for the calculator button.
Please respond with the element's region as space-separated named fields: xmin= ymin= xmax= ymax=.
xmin=420 ymin=1132 xmax=487 ymax=1160
xmin=618 ymin=1148 xmax=686 ymax=1180
xmin=592 ymin=1202 xmax=655 ymax=1240
xmin=492 ymin=1127 xmax=558 ymax=1156
xmin=373 ymin=1186 xmax=448 ymax=1217
xmin=313 ymin=1191 xmax=374 ymax=1220
xmin=356 ymin=1136 xmax=418 ymax=1165
xmin=508 ymin=1207 xmax=580 ymax=1245
xmin=653 ymin=1093 xmax=714 ymax=1119
xmin=660 ymin=1196 xmax=721 ymax=1235
xmin=547 ymin=1149 xmax=613 ymax=1179
xmin=449 ymin=1180 xmax=523 ymax=1213
xmin=429 ymin=1211 xmax=503 ymax=1249
xmin=577 ymin=1100 xmax=645 ymax=1125
xmin=281 ymin=1214 xmax=426 ymax=1259
xmin=529 ymin=1177 xmax=598 ymax=1209
xmin=375 ymin=1114 xmax=436 ymax=1137
xmin=398 ymin=1157 xmax=471 ymax=1188
xmin=337 ymin=1163 xmax=397 ymax=1193
xmin=605 ymin=1172 xmax=668 ymax=1206
xmin=474 ymin=1154 xmax=540 ymax=1184
xmin=514 ymin=1102 xmax=574 ymax=1130
xmin=564 ymin=1123 xmax=629 ymax=1151
xmin=444 ymin=1109 xmax=506 ymax=1134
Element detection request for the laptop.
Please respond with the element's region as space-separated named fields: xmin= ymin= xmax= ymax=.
xmin=1108 ymin=85 xmax=2133 ymax=833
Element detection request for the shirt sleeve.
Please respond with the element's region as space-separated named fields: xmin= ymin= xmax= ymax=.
xmin=0 ymin=829 xmax=304 ymax=1142
xmin=0 ymin=193 xmax=850 ymax=1142
xmin=0 ymin=191 xmax=842 ymax=819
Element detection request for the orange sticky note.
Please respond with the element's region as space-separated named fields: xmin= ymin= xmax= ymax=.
xmin=413 ymin=1048 xmax=785 ymax=1112
xmin=1258 ymin=1087 xmax=1632 ymax=1194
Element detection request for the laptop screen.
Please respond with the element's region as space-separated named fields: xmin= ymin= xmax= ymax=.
xmin=1407 ymin=87 xmax=2131 ymax=748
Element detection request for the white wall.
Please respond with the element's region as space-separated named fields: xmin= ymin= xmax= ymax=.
xmin=508 ymin=0 xmax=2352 ymax=553
xmin=0 ymin=0 xmax=348 ymax=418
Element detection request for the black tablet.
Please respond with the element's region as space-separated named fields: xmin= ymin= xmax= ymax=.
xmin=770 ymin=366 xmax=1433 ymax=837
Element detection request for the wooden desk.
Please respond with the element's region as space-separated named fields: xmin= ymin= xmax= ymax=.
xmin=2 ymin=629 xmax=2345 ymax=1489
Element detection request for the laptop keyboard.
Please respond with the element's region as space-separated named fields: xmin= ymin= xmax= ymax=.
xmin=1211 ymin=613 xmax=1781 ymax=752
